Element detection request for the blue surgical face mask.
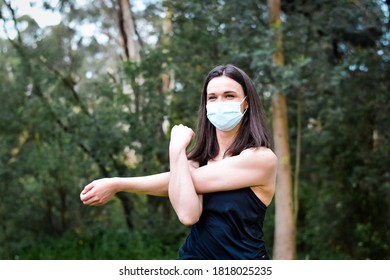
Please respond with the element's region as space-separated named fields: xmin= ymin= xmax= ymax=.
xmin=206 ymin=97 xmax=247 ymax=132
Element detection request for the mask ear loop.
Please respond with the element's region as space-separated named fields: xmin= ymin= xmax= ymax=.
xmin=240 ymin=96 xmax=248 ymax=115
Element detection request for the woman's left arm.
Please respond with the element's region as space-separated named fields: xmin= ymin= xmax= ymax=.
xmin=168 ymin=125 xmax=202 ymax=226
xmin=191 ymin=147 xmax=277 ymax=195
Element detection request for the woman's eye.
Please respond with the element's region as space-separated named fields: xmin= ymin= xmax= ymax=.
xmin=208 ymin=96 xmax=217 ymax=100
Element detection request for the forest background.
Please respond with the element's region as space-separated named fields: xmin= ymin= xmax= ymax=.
xmin=0 ymin=0 xmax=389 ymax=260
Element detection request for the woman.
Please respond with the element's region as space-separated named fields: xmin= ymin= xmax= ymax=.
xmin=80 ymin=64 xmax=277 ymax=260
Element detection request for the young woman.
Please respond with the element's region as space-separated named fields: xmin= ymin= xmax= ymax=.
xmin=80 ymin=64 xmax=277 ymax=260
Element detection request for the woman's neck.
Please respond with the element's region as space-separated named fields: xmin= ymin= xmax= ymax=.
xmin=214 ymin=127 xmax=239 ymax=160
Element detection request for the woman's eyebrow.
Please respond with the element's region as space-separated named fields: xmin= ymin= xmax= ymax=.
xmin=207 ymin=90 xmax=238 ymax=95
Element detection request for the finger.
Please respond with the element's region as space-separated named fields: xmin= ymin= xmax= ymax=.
xmin=81 ymin=181 xmax=95 ymax=195
xmin=80 ymin=187 xmax=94 ymax=202
xmin=82 ymin=196 xmax=98 ymax=206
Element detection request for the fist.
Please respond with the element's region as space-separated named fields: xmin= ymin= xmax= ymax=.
xmin=169 ymin=124 xmax=195 ymax=152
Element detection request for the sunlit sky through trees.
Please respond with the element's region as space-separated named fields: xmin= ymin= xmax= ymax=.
xmin=0 ymin=0 xmax=148 ymax=39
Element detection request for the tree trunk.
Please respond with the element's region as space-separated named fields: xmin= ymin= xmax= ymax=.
xmin=161 ymin=6 xmax=174 ymax=96
xmin=117 ymin=0 xmax=141 ymax=62
xmin=115 ymin=0 xmax=144 ymax=230
xmin=150 ymin=6 xmax=175 ymax=221
xmin=267 ymin=0 xmax=296 ymax=259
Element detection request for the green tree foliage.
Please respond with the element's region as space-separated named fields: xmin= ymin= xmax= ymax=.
xmin=0 ymin=0 xmax=184 ymax=259
xmin=279 ymin=0 xmax=390 ymax=259
xmin=0 ymin=0 xmax=389 ymax=259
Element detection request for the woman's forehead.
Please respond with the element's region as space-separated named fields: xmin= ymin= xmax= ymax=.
xmin=206 ymin=76 xmax=244 ymax=94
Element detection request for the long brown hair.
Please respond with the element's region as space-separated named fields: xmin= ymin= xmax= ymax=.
xmin=187 ymin=64 xmax=272 ymax=163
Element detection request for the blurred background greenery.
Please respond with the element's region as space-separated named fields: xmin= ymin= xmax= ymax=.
xmin=0 ymin=0 xmax=389 ymax=260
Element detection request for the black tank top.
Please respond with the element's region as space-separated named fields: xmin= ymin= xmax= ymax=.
xmin=178 ymin=161 xmax=269 ymax=260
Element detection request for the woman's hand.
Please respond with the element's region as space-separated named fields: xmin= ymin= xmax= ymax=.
xmin=80 ymin=178 xmax=117 ymax=206
xmin=169 ymin=124 xmax=195 ymax=153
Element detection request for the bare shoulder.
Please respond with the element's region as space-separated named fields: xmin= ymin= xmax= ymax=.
xmin=240 ymin=147 xmax=277 ymax=168
xmin=241 ymin=148 xmax=277 ymax=206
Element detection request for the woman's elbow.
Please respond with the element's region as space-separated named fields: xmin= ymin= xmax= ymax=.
xmin=177 ymin=212 xmax=200 ymax=226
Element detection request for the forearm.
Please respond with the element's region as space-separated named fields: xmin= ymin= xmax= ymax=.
xmin=114 ymin=172 xmax=170 ymax=196
xmin=168 ymin=149 xmax=202 ymax=226
xmin=80 ymin=172 xmax=169 ymax=206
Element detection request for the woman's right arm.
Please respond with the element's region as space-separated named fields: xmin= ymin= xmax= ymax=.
xmin=80 ymin=172 xmax=170 ymax=206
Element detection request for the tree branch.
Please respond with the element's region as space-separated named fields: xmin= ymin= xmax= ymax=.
xmin=38 ymin=55 xmax=92 ymax=118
